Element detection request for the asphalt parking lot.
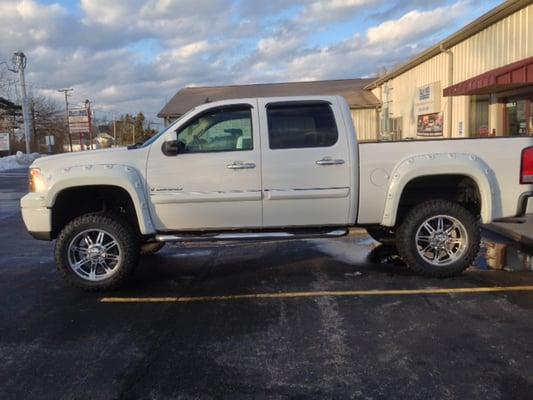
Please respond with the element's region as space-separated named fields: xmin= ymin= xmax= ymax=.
xmin=1 ymin=170 xmax=533 ymax=400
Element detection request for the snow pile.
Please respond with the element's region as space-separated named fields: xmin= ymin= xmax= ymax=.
xmin=0 ymin=151 xmax=42 ymax=171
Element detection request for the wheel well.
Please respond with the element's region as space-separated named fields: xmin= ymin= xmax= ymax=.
xmin=396 ymin=175 xmax=481 ymax=225
xmin=51 ymin=185 xmax=139 ymax=239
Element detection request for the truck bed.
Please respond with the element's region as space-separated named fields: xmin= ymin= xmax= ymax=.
xmin=357 ymin=137 xmax=533 ymax=224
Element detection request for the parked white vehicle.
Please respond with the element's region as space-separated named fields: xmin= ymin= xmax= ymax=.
xmin=21 ymin=96 xmax=533 ymax=290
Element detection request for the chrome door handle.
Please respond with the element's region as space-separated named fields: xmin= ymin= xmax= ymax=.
xmin=316 ymin=158 xmax=345 ymax=166
xmin=227 ymin=161 xmax=256 ymax=170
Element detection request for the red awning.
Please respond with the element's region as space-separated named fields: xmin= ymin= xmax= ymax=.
xmin=443 ymin=56 xmax=533 ymax=96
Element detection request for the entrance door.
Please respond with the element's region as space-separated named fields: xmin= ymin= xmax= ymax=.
xmin=504 ymin=96 xmax=533 ymax=136
xmin=258 ymin=98 xmax=352 ymax=227
xmin=146 ymin=101 xmax=262 ymax=231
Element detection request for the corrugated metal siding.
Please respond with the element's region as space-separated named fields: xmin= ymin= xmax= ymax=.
xmin=377 ymin=3 xmax=533 ymax=139
xmin=385 ymin=52 xmax=450 ymax=138
xmin=452 ymin=5 xmax=533 ymax=82
xmin=351 ymin=108 xmax=377 ymax=142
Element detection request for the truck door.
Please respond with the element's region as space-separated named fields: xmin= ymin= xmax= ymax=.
xmin=146 ymin=100 xmax=262 ymax=231
xmin=258 ymin=98 xmax=352 ymax=227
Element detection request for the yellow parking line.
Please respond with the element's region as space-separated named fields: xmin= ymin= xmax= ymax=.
xmin=100 ymin=285 xmax=533 ymax=303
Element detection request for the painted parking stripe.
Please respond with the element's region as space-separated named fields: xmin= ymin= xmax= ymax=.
xmin=100 ymin=285 xmax=533 ymax=303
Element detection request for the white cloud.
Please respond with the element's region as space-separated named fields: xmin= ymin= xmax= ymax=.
xmin=300 ymin=0 xmax=379 ymax=22
xmin=367 ymin=2 xmax=468 ymax=48
xmin=0 ymin=0 xmax=493 ymax=120
xmin=80 ymin=0 xmax=144 ymax=25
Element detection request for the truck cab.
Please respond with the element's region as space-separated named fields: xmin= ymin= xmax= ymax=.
xmin=146 ymin=96 xmax=357 ymax=231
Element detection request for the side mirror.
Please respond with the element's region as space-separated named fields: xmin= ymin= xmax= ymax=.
xmin=162 ymin=140 xmax=180 ymax=156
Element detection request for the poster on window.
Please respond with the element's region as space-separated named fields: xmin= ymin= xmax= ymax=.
xmin=417 ymin=113 xmax=443 ymax=136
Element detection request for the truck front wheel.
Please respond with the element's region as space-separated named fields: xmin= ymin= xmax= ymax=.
xmin=55 ymin=213 xmax=140 ymax=291
xmin=396 ymin=200 xmax=480 ymax=278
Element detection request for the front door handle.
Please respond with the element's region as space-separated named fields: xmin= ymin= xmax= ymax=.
xmin=227 ymin=161 xmax=256 ymax=170
xmin=316 ymin=157 xmax=345 ymax=166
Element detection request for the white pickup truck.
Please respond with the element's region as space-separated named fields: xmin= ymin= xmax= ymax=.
xmin=21 ymin=96 xmax=533 ymax=290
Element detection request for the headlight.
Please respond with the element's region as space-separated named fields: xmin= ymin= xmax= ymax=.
xmin=28 ymin=168 xmax=46 ymax=192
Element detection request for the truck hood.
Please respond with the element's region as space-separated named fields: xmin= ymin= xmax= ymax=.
xmin=31 ymin=147 xmax=149 ymax=173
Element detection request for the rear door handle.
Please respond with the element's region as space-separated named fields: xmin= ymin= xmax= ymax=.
xmin=316 ymin=158 xmax=345 ymax=166
xmin=227 ymin=161 xmax=256 ymax=170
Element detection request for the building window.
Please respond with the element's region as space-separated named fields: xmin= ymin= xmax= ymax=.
xmin=504 ymin=97 xmax=532 ymax=136
xmin=469 ymin=95 xmax=489 ymax=137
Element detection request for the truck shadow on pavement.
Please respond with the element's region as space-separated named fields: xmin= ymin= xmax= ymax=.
xmin=123 ymin=235 xmax=533 ymax=297
xmin=126 ymin=239 xmax=419 ymax=296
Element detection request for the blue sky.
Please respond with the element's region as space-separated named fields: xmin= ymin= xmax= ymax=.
xmin=0 ymin=0 xmax=503 ymax=121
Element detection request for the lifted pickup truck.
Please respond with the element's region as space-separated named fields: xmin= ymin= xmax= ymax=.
xmin=21 ymin=96 xmax=533 ymax=290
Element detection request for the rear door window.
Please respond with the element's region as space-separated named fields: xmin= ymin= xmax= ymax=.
xmin=266 ymin=103 xmax=338 ymax=149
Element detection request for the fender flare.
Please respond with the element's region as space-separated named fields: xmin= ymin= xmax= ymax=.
xmin=44 ymin=164 xmax=155 ymax=235
xmin=381 ymin=152 xmax=502 ymax=227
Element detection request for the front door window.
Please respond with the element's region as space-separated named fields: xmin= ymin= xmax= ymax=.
xmin=176 ymin=107 xmax=253 ymax=153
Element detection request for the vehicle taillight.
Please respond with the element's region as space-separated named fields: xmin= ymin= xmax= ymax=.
xmin=521 ymin=146 xmax=533 ymax=184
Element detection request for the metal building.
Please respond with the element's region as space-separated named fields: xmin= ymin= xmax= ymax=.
xmin=367 ymin=0 xmax=533 ymax=140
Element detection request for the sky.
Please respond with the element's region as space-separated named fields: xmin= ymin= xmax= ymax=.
xmin=0 ymin=0 xmax=503 ymax=124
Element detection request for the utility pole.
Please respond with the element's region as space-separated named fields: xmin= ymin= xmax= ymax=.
xmin=58 ymin=88 xmax=73 ymax=152
xmin=132 ymin=118 xmax=136 ymax=145
xmin=10 ymin=52 xmax=32 ymax=154
xmin=112 ymin=113 xmax=116 ymax=146
xmin=85 ymin=99 xmax=93 ymax=150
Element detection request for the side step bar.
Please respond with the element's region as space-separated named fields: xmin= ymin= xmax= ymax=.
xmin=155 ymin=228 xmax=349 ymax=243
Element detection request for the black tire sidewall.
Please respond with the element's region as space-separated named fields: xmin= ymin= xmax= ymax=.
xmin=55 ymin=213 xmax=139 ymax=291
xmin=397 ymin=200 xmax=480 ymax=277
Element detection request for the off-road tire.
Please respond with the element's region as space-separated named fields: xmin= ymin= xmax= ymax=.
xmin=366 ymin=226 xmax=396 ymax=246
xmin=396 ymin=200 xmax=480 ymax=278
xmin=55 ymin=213 xmax=140 ymax=291
xmin=140 ymin=242 xmax=165 ymax=256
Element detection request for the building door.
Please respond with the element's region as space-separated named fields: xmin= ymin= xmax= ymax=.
xmin=504 ymin=96 xmax=533 ymax=136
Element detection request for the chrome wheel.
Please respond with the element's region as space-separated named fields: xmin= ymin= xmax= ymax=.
xmin=67 ymin=229 xmax=122 ymax=281
xmin=415 ymin=215 xmax=468 ymax=266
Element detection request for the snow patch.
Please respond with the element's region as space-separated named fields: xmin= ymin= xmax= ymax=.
xmin=0 ymin=151 xmax=42 ymax=171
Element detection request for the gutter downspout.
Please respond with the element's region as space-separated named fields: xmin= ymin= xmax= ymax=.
xmin=440 ymin=44 xmax=453 ymax=138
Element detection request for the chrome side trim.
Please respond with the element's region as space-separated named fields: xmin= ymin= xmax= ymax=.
xmin=265 ymin=187 xmax=350 ymax=200
xmin=150 ymin=189 xmax=262 ymax=204
xmin=155 ymin=229 xmax=348 ymax=242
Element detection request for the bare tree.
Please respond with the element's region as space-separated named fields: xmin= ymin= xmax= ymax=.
xmin=29 ymin=95 xmax=67 ymax=153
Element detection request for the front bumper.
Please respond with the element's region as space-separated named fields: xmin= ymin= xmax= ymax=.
xmin=20 ymin=193 xmax=52 ymax=241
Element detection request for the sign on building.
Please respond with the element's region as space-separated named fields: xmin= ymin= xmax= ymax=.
xmin=415 ymin=82 xmax=443 ymax=136
xmin=417 ymin=113 xmax=443 ymax=136
xmin=68 ymin=108 xmax=90 ymax=134
xmin=0 ymin=132 xmax=10 ymax=151
xmin=415 ymin=82 xmax=441 ymax=116
xmin=45 ymin=135 xmax=55 ymax=146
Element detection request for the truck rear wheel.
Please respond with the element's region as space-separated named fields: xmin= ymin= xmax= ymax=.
xmin=396 ymin=200 xmax=480 ymax=278
xmin=55 ymin=213 xmax=139 ymax=291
